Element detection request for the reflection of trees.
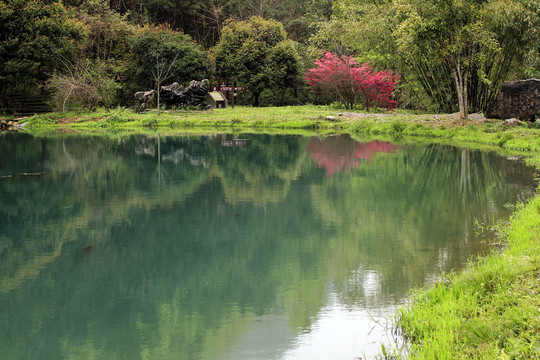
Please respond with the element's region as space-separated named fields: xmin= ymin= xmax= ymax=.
xmin=311 ymin=144 xmax=536 ymax=307
xmin=0 ymin=180 xmax=330 ymax=360
xmin=0 ymin=133 xmax=328 ymax=360
xmin=210 ymin=134 xmax=310 ymax=206
xmin=0 ymin=135 xmax=210 ymax=295
xmin=0 ymin=134 xmax=536 ymax=360
xmin=306 ymin=135 xmax=398 ymax=176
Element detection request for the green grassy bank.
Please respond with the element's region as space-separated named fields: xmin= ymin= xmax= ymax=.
xmin=22 ymin=106 xmax=540 ymax=158
xmin=16 ymin=105 xmax=540 ymax=358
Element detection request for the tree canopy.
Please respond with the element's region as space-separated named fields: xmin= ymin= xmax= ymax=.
xmin=213 ymin=16 xmax=301 ymax=106
xmin=0 ymin=0 xmax=86 ymax=105
xmin=129 ymin=25 xmax=211 ymax=92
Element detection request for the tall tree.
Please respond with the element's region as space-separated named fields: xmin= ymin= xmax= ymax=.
xmin=212 ymin=16 xmax=301 ymax=106
xmin=0 ymin=0 xmax=86 ymax=107
xmin=129 ymin=25 xmax=210 ymax=92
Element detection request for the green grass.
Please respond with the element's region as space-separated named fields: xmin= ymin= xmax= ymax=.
xmin=24 ymin=105 xmax=344 ymax=132
xmin=19 ymin=105 xmax=540 ymax=358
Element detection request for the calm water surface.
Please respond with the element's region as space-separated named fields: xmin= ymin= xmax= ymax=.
xmin=0 ymin=133 xmax=536 ymax=360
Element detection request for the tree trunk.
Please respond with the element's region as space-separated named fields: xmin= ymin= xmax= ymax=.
xmin=156 ymin=80 xmax=161 ymax=115
xmin=453 ymin=62 xmax=468 ymax=120
xmin=253 ymin=92 xmax=260 ymax=107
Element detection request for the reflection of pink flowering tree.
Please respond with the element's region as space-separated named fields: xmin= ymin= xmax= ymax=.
xmin=306 ymin=52 xmax=400 ymax=110
xmin=307 ymin=136 xmax=399 ymax=176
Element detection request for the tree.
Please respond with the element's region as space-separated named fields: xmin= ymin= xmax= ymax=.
xmin=306 ymin=52 xmax=399 ymax=110
xmin=150 ymin=52 xmax=179 ymax=113
xmin=394 ymin=0 xmax=500 ymax=119
xmin=265 ymin=39 xmax=302 ymax=100
xmin=129 ymin=26 xmax=210 ymax=93
xmin=212 ymin=16 xmax=302 ymax=106
xmin=312 ymin=0 xmax=540 ymax=116
xmin=0 ymin=0 xmax=86 ymax=107
xmin=76 ymin=0 xmax=134 ymax=62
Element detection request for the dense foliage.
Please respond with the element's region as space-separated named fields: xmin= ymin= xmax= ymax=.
xmin=0 ymin=0 xmax=85 ymax=108
xmin=311 ymin=0 xmax=540 ymax=116
xmin=213 ymin=16 xmax=301 ymax=106
xmin=105 ymin=0 xmax=332 ymax=47
xmin=0 ymin=0 xmax=539 ymax=113
xmin=129 ymin=26 xmax=211 ymax=92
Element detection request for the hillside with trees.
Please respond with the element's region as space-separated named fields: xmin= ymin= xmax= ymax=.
xmin=0 ymin=0 xmax=539 ymax=114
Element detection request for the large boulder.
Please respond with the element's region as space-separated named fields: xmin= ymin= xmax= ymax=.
xmin=485 ymin=79 xmax=540 ymax=121
xmin=134 ymin=90 xmax=155 ymax=113
xmin=135 ymin=79 xmax=211 ymax=111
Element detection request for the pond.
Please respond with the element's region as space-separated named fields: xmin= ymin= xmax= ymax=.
xmin=0 ymin=132 xmax=536 ymax=360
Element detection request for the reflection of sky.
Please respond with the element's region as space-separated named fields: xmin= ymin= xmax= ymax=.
xmin=219 ymin=289 xmax=401 ymax=360
xmin=281 ymin=295 xmax=400 ymax=360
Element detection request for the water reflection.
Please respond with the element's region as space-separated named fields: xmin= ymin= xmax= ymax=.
xmin=306 ymin=136 xmax=399 ymax=176
xmin=0 ymin=132 xmax=536 ymax=359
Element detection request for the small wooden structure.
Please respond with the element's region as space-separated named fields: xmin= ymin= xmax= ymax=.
xmin=206 ymin=91 xmax=228 ymax=109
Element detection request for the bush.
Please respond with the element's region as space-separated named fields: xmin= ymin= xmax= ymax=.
xmin=391 ymin=120 xmax=406 ymax=135
xmin=106 ymin=111 xmax=130 ymax=123
xmin=142 ymin=118 xmax=158 ymax=127
xmin=47 ymin=60 xmax=121 ymax=111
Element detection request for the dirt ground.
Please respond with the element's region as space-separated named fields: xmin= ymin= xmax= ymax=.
xmin=337 ymin=112 xmax=494 ymax=128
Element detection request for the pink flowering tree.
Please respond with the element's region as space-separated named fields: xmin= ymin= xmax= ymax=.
xmin=306 ymin=52 xmax=400 ymax=110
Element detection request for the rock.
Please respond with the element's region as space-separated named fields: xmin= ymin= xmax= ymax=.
xmin=135 ymin=79 xmax=212 ymax=111
xmin=134 ymin=90 xmax=155 ymax=103
xmin=326 ymin=116 xmax=340 ymax=121
xmin=503 ymin=118 xmax=523 ymax=127
xmin=485 ymin=79 xmax=540 ymax=121
xmin=0 ymin=119 xmax=20 ymax=131
xmin=134 ymin=90 xmax=155 ymax=113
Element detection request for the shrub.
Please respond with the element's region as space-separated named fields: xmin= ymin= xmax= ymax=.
xmin=142 ymin=118 xmax=158 ymax=127
xmin=47 ymin=60 xmax=120 ymax=111
xmin=391 ymin=120 xmax=406 ymax=135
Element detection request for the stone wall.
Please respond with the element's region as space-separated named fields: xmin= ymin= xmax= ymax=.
xmin=485 ymin=79 xmax=540 ymax=121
